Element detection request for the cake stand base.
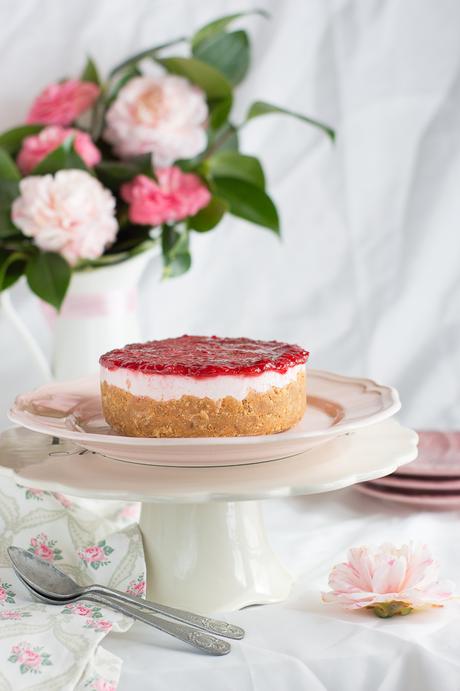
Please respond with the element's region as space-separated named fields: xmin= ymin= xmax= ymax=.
xmin=139 ymin=501 xmax=293 ymax=613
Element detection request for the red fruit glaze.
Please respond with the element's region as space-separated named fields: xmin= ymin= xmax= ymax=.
xmin=100 ymin=335 xmax=309 ymax=378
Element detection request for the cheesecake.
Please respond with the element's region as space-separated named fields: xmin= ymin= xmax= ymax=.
xmin=99 ymin=335 xmax=309 ymax=437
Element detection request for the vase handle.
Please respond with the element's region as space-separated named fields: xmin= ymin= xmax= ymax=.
xmin=0 ymin=290 xmax=53 ymax=381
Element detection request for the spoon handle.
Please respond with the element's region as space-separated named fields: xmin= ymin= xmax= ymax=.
xmin=83 ymin=593 xmax=230 ymax=656
xmin=86 ymin=584 xmax=244 ymax=640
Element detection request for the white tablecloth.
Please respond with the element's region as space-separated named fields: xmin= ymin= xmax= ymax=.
xmin=104 ymin=491 xmax=460 ymax=690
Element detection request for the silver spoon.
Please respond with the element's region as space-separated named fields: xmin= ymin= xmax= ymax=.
xmin=13 ymin=568 xmax=231 ymax=656
xmin=8 ymin=546 xmax=243 ymax=640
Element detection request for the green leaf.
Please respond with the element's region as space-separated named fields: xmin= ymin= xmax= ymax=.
xmin=0 ymin=179 xmax=20 ymax=238
xmin=192 ymin=30 xmax=250 ymax=86
xmin=191 ymin=9 xmax=269 ymax=48
xmin=107 ymin=64 xmax=142 ymax=102
xmin=26 ymin=252 xmax=71 ymax=309
xmin=206 ymin=124 xmax=239 ymax=154
xmin=96 ymin=155 xmax=153 ymax=190
xmin=157 ymin=57 xmax=232 ymax=100
xmin=245 ymin=101 xmax=335 ymax=141
xmin=81 ymin=56 xmax=101 ymax=85
xmin=207 ymin=151 xmax=265 ymax=188
xmin=188 ymin=196 xmax=228 ymax=232
xmin=32 ymin=137 xmax=89 ymax=174
xmin=0 ymin=250 xmax=27 ymax=291
xmin=109 ymin=37 xmax=187 ymax=78
xmin=0 ymin=148 xmax=20 ymax=181
xmin=161 ymin=225 xmax=191 ymax=278
xmin=208 ymin=96 xmax=233 ymax=130
xmin=212 ymin=177 xmax=279 ymax=233
xmin=0 ymin=125 xmax=43 ymax=155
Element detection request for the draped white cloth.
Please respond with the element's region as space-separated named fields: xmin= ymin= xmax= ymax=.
xmin=105 ymin=492 xmax=460 ymax=691
xmin=0 ymin=0 xmax=458 ymax=429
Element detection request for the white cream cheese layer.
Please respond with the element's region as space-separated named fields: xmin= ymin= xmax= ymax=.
xmin=100 ymin=363 xmax=304 ymax=402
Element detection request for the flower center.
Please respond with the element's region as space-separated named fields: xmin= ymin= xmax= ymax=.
xmin=134 ymin=86 xmax=166 ymax=125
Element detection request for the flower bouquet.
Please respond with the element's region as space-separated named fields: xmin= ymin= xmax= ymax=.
xmin=0 ymin=10 xmax=333 ymax=310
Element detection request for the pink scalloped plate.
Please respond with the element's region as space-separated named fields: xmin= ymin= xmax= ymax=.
xmin=395 ymin=431 xmax=460 ymax=477
xmin=370 ymin=474 xmax=460 ymax=491
xmin=355 ymin=481 xmax=460 ymax=509
xmin=8 ymin=370 xmax=401 ymax=467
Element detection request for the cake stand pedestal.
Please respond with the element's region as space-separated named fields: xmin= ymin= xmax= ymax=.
xmin=0 ymin=420 xmax=417 ymax=613
xmin=140 ymin=501 xmax=292 ymax=612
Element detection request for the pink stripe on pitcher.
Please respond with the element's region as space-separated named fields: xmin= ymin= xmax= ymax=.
xmin=41 ymin=288 xmax=138 ymax=325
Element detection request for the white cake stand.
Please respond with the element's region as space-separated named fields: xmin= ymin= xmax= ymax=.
xmin=0 ymin=420 xmax=417 ymax=613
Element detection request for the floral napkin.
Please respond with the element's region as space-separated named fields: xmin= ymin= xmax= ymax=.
xmin=0 ymin=476 xmax=144 ymax=691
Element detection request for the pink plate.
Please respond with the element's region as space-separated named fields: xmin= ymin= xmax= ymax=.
xmin=355 ymin=481 xmax=460 ymax=509
xmin=8 ymin=370 xmax=400 ymax=467
xmin=396 ymin=431 xmax=460 ymax=477
xmin=370 ymin=474 xmax=460 ymax=491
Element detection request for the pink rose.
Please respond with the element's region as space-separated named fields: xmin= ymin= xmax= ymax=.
xmin=119 ymin=502 xmax=140 ymax=521
xmin=104 ymin=74 xmax=208 ymax=166
xmin=27 ymin=79 xmax=100 ymax=126
xmin=80 ymin=545 xmax=105 ymax=563
xmin=20 ymin=649 xmax=41 ymax=669
xmin=121 ymin=168 xmax=211 ymax=226
xmin=52 ymin=492 xmax=72 ymax=508
xmin=0 ymin=587 xmax=6 ymax=602
xmin=88 ymin=618 xmax=112 ymax=632
xmin=127 ymin=580 xmax=145 ymax=597
xmin=34 ymin=544 xmax=54 ymax=561
xmin=17 ymin=126 xmax=101 ymax=174
xmin=12 ymin=170 xmax=118 ymax=265
xmin=94 ymin=680 xmax=116 ymax=691
xmin=75 ymin=604 xmax=92 ymax=617
xmin=0 ymin=611 xmax=21 ymax=620
xmin=322 ymin=542 xmax=455 ymax=617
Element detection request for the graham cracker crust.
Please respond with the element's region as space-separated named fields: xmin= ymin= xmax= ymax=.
xmin=100 ymin=371 xmax=306 ymax=437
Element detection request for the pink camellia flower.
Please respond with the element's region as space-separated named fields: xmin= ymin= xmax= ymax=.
xmin=104 ymin=74 xmax=208 ymax=166
xmin=27 ymin=79 xmax=100 ymax=126
xmin=121 ymin=168 xmax=211 ymax=226
xmin=79 ymin=545 xmax=106 ymax=563
xmin=17 ymin=126 xmax=101 ymax=174
xmin=12 ymin=170 xmax=118 ymax=266
xmin=322 ymin=543 xmax=454 ymax=618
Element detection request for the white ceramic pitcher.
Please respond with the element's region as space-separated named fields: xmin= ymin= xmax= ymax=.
xmin=1 ymin=246 xmax=160 ymax=381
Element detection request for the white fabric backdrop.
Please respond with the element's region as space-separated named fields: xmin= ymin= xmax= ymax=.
xmin=0 ymin=0 xmax=459 ymax=427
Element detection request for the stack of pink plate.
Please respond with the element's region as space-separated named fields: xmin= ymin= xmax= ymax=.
xmin=356 ymin=431 xmax=460 ymax=508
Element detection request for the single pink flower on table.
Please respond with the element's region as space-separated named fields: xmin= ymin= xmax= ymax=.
xmin=27 ymin=79 xmax=100 ymax=126
xmin=12 ymin=170 xmax=118 ymax=265
xmin=104 ymin=74 xmax=208 ymax=166
xmin=122 ymin=168 xmax=211 ymax=226
xmin=17 ymin=126 xmax=101 ymax=174
xmin=322 ymin=542 xmax=454 ymax=617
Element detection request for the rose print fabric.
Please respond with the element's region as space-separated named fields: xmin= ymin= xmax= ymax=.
xmin=0 ymin=477 xmax=144 ymax=690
